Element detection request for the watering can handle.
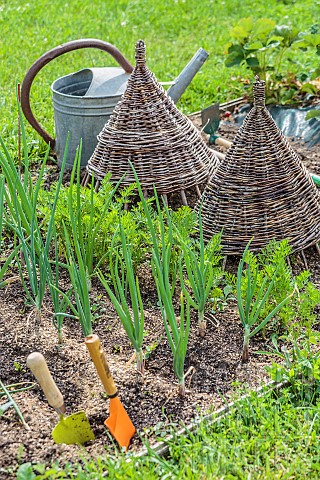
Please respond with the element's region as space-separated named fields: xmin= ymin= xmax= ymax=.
xmin=20 ymin=39 xmax=134 ymax=149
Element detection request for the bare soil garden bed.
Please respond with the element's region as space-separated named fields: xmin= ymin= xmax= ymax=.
xmin=0 ymin=117 xmax=319 ymax=478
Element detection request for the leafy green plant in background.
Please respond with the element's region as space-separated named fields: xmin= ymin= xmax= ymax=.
xmin=237 ymin=240 xmax=294 ymax=361
xmin=255 ymin=240 xmax=320 ymax=333
xmin=178 ymin=210 xmax=223 ymax=337
xmin=98 ymin=223 xmax=145 ymax=375
xmin=225 ymin=18 xmax=320 ymax=104
xmin=65 ymin=151 xmax=124 ymax=289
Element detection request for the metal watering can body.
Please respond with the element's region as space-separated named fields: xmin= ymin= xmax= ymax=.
xmin=21 ymin=39 xmax=134 ymax=168
xmin=51 ymin=67 xmax=130 ymax=168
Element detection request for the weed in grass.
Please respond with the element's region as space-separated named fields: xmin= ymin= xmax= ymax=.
xmin=263 ymin=332 xmax=320 ymax=399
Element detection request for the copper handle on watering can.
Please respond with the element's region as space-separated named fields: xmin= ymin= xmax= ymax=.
xmin=20 ymin=39 xmax=134 ymax=149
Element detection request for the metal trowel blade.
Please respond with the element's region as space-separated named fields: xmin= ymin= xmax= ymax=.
xmin=201 ymin=103 xmax=220 ymax=134
xmin=52 ymin=411 xmax=95 ymax=445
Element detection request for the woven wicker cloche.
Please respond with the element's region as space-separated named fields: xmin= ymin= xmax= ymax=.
xmin=85 ymin=40 xmax=218 ymax=204
xmin=200 ymin=76 xmax=320 ymax=255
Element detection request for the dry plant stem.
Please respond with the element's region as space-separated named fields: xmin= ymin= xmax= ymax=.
xmin=300 ymin=250 xmax=308 ymax=270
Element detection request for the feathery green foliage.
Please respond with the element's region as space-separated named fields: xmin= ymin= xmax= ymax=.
xmin=237 ymin=240 xmax=294 ymax=361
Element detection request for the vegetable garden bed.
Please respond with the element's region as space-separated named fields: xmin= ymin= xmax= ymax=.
xmin=0 ymin=121 xmax=319 ymax=479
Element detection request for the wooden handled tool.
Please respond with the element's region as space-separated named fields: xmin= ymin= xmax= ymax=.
xmin=85 ymin=334 xmax=135 ymax=449
xmin=27 ymin=352 xmax=95 ymax=445
xmin=27 ymin=352 xmax=66 ymax=414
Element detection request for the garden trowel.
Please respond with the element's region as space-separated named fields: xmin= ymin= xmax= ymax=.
xmin=27 ymin=352 xmax=95 ymax=445
xmin=201 ymin=103 xmax=232 ymax=147
xmin=85 ymin=334 xmax=136 ymax=449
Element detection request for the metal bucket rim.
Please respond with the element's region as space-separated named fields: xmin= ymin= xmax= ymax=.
xmin=51 ymin=67 xmax=129 ymax=99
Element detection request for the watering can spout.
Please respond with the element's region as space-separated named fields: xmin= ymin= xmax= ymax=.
xmin=167 ymin=48 xmax=209 ymax=104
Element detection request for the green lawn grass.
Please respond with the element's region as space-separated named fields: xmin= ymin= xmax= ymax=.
xmin=1 ymin=0 xmax=319 ymax=154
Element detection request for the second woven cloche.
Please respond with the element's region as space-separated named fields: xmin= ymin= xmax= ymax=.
xmin=200 ymin=76 xmax=320 ymax=254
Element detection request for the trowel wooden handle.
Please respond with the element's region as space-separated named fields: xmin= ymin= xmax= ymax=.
xmin=215 ymin=137 xmax=232 ymax=148
xmin=27 ymin=352 xmax=66 ymax=414
xmin=85 ymin=334 xmax=118 ymax=398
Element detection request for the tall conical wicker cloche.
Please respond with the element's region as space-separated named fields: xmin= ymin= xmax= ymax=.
xmin=200 ymin=76 xmax=320 ymax=255
xmin=85 ymin=40 xmax=218 ymax=204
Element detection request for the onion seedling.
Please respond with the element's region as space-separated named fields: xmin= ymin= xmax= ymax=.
xmin=0 ymin=120 xmax=67 ymax=318
xmin=0 ymin=379 xmax=29 ymax=430
xmin=98 ymin=224 xmax=145 ymax=374
xmin=151 ymin=205 xmax=190 ymax=395
xmin=178 ymin=210 xmax=222 ymax=336
xmin=53 ymin=223 xmax=93 ymax=338
xmin=237 ymin=240 xmax=294 ymax=362
xmin=129 ymin=163 xmax=190 ymax=394
xmin=49 ymin=226 xmax=71 ymax=343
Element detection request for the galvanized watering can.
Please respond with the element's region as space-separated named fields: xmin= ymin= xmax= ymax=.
xmin=21 ymin=39 xmax=208 ymax=168
xmin=21 ymin=39 xmax=134 ymax=168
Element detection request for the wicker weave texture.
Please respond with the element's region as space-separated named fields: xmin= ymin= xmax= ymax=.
xmin=200 ymin=77 xmax=320 ymax=254
xmin=86 ymin=40 xmax=218 ymax=194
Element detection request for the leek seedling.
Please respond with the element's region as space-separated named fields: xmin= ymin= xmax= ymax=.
xmin=178 ymin=211 xmax=222 ymax=336
xmin=130 ymin=163 xmax=190 ymax=394
xmin=98 ymin=225 xmax=145 ymax=374
xmin=53 ymin=222 xmax=93 ymax=338
xmin=237 ymin=241 xmax=294 ymax=362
